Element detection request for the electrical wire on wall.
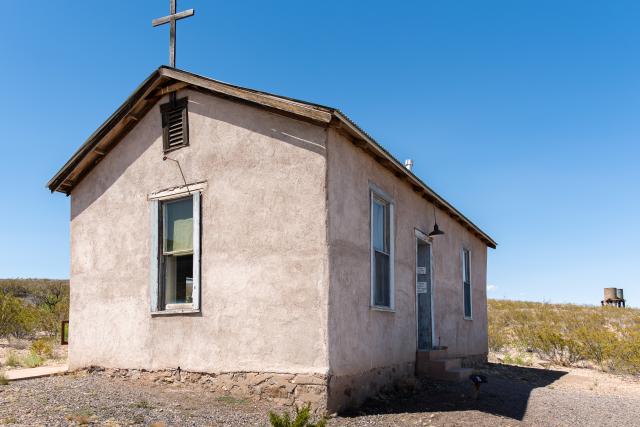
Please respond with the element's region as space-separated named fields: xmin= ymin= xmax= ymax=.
xmin=163 ymin=155 xmax=190 ymax=194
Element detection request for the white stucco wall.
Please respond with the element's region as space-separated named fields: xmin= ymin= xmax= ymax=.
xmin=69 ymin=89 xmax=330 ymax=374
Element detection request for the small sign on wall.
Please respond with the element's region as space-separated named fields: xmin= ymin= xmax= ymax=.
xmin=416 ymin=266 xmax=427 ymax=274
xmin=416 ymin=282 xmax=429 ymax=294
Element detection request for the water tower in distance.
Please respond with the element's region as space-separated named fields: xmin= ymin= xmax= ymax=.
xmin=601 ymin=287 xmax=626 ymax=308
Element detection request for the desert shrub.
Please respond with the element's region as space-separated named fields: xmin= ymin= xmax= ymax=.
xmin=609 ymin=329 xmax=640 ymax=374
xmin=0 ymin=292 xmax=39 ymax=339
xmin=573 ymin=326 xmax=616 ymax=366
xmin=488 ymin=323 xmax=507 ymax=351
xmin=0 ymin=279 xmax=69 ymax=339
xmin=22 ymin=353 xmax=43 ymax=368
xmin=5 ymin=351 xmax=21 ymax=368
xmin=30 ymin=338 xmax=54 ymax=358
xmin=488 ymin=299 xmax=640 ymax=373
xmin=503 ymin=352 xmax=532 ymax=367
xmin=0 ymin=373 xmax=8 ymax=386
xmin=530 ymin=325 xmax=582 ymax=366
xmin=269 ymin=404 xmax=326 ymax=427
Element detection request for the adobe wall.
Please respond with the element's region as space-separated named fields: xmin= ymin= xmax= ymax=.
xmin=326 ymin=128 xmax=488 ymax=410
xmin=69 ymin=89 xmax=330 ymax=376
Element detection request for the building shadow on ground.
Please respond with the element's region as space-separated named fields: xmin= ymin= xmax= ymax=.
xmin=341 ymin=363 xmax=567 ymax=421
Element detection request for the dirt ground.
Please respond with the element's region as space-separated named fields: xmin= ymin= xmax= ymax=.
xmin=2 ymin=362 xmax=640 ymax=427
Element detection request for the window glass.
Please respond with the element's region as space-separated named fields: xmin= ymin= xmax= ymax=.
xmin=164 ymin=254 xmax=194 ymax=305
xmin=374 ymin=251 xmax=390 ymax=306
xmin=163 ymin=198 xmax=193 ymax=253
xmin=372 ymin=192 xmax=392 ymax=308
xmin=464 ymin=283 xmax=471 ymax=317
xmin=372 ymin=199 xmax=386 ymax=252
xmin=161 ymin=197 xmax=194 ymax=308
xmin=463 ymin=249 xmax=472 ymax=317
xmin=463 ymin=250 xmax=471 ymax=283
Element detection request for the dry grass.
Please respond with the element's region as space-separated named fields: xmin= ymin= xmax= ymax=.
xmin=489 ymin=299 xmax=640 ymax=374
xmin=4 ymin=351 xmax=20 ymax=368
xmin=30 ymin=338 xmax=54 ymax=358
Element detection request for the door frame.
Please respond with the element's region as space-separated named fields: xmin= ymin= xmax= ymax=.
xmin=415 ymin=229 xmax=435 ymax=351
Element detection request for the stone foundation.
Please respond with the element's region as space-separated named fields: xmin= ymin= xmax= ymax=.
xmin=79 ymin=359 xmax=455 ymax=413
xmin=80 ymin=367 xmax=328 ymax=411
xmin=460 ymin=353 xmax=488 ymax=368
xmin=326 ymin=361 xmax=415 ymax=412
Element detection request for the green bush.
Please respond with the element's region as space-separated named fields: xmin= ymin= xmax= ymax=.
xmin=528 ymin=325 xmax=581 ymax=366
xmin=574 ymin=326 xmax=616 ymax=367
xmin=0 ymin=292 xmax=39 ymax=338
xmin=0 ymin=279 xmax=69 ymax=340
xmin=269 ymin=404 xmax=326 ymax=427
xmin=22 ymin=353 xmax=43 ymax=368
xmin=0 ymin=373 xmax=8 ymax=386
xmin=30 ymin=338 xmax=54 ymax=358
xmin=609 ymin=328 xmax=640 ymax=374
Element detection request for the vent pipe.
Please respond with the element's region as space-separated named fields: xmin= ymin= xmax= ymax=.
xmin=404 ymin=159 xmax=414 ymax=171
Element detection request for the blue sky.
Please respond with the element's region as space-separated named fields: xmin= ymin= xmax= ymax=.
xmin=1 ymin=1 xmax=638 ymax=307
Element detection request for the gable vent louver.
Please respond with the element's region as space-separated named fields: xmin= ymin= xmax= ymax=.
xmin=161 ymin=97 xmax=189 ymax=151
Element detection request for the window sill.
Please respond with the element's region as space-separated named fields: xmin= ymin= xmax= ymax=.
xmin=151 ymin=308 xmax=200 ymax=316
xmin=370 ymin=305 xmax=395 ymax=313
xmin=463 ymin=316 xmax=473 ymax=321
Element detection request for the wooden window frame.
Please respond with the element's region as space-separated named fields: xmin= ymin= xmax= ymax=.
xmin=369 ymin=183 xmax=395 ymax=311
xmin=149 ymin=187 xmax=201 ymax=316
xmin=160 ymin=97 xmax=189 ymax=153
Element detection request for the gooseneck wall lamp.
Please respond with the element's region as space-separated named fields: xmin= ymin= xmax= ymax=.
xmin=428 ymin=204 xmax=445 ymax=237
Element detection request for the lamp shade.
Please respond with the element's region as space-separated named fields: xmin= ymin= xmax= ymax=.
xmin=428 ymin=223 xmax=445 ymax=237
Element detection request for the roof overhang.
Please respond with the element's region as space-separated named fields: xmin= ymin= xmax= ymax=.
xmin=47 ymin=67 xmax=496 ymax=249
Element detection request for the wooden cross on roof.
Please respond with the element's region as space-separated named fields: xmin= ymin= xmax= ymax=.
xmin=152 ymin=0 xmax=195 ymax=68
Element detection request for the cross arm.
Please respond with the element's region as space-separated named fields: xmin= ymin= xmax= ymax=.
xmin=152 ymin=9 xmax=195 ymax=27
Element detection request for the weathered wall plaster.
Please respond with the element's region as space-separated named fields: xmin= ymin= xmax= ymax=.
xmin=69 ymin=89 xmax=330 ymax=375
xmin=326 ymin=127 xmax=488 ymax=408
xmin=68 ymin=88 xmax=489 ymax=412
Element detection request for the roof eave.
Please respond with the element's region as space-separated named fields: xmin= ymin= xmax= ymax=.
xmin=47 ymin=68 xmax=165 ymax=194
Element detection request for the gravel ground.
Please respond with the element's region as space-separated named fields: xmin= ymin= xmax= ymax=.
xmin=1 ymin=363 xmax=639 ymax=426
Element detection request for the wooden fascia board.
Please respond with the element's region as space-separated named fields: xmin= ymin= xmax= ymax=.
xmin=47 ymin=70 xmax=166 ymax=193
xmin=64 ymin=97 xmax=162 ymax=195
xmin=159 ymin=67 xmax=333 ymax=124
xmin=332 ymin=111 xmax=497 ymax=249
xmin=149 ymin=81 xmax=189 ymax=99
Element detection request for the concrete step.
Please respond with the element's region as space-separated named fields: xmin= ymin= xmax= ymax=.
xmin=416 ymin=348 xmax=450 ymax=376
xmin=416 ymin=348 xmax=448 ymax=363
xmin=428 ymin=358 xmax=462 ymax=372
xmin=4 ymin=365 xmax=68 ymax=381
xmin=416 ymin=355 xmax=473 ymax=382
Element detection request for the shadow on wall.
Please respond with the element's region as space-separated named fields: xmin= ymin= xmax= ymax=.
xmin=341 ymin=363 xmax=567 ymax=421
xmin=69 ymin=115 xmax=162 ymax=221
